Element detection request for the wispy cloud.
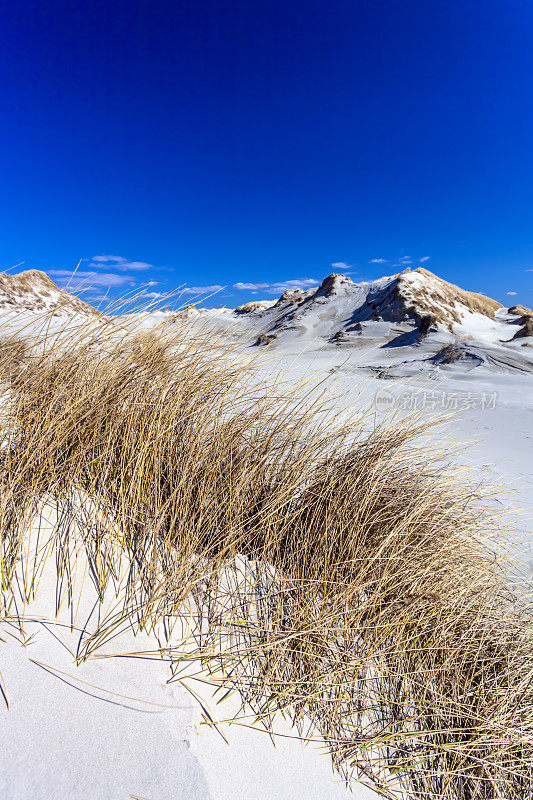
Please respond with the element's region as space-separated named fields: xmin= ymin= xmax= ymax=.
xmin=507 ymin=291 xmax=518 ymax=296
xmin=391 ymin=260 xmax=414 ymax=268
xmin=48 ymin=270 xmax=134 ymax=288
xmin=86 ymin=294 xmax=111 ymax=302
xmin=370 ymin=255 xmax=430 ymax=266
xmin=233 ymin=278 xmax=320 ymax=295
xmin=87 ymin=255 xmax=153 ymax=271
xmin=181 ymin=285 xmax=225 ymax=296
xmin=135 ymin=290 xmax=166 ymax=300
xmin=331 ymin=262 xmax=353 ymax=270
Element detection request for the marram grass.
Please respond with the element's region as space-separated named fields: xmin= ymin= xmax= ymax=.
xmin=0 ymin=315 xmax=531 ymax=800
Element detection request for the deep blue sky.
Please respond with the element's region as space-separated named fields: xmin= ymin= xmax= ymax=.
xmin=1 ymin=0 xmax=533 ymax=307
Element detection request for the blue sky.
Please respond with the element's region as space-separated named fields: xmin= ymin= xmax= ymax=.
xmin=1 ymin=0 xmax=533 ymax=308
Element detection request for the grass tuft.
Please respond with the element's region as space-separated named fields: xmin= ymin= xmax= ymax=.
xmin=0 ymin=313 xmax=531 ymax=799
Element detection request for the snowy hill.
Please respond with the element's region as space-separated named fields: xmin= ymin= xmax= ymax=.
xmin=0 ymin=270 xmax=101 ymax=318
xmin=250 ymin=268 xmax=507 ymax=342
xmin=218 ymin=267 xmax=533 ymax=374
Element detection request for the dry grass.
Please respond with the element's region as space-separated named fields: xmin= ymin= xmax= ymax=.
xmin=509 ymin=305 xmax=533 ymax=318
xmin=0 ymin=314 xmax=532 ymax=799
xmin=0 ymin=335 xmax=29 ymax=381
xmin=434 ymin=342 xmax=465 ymax=363
xmin=512 ymin=316 xmax=533 ymax=340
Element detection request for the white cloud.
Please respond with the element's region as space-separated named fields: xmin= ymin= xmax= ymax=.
xmin=48 ymin=270 xmax=134 ymax=288
xmin=507 ymin=291 xmax=518 ymax=296
xmin=369 ymin=258 xmax=387 ymax=264
xmin=400 ymin=257 xmax=412 ymax=264
xmin=90 ymin=255 xmax=124 ymax=263
xmin=420 ymin=256 xmax=431 ymax=263
xmin=331 ymin=262 xmax=352 ymax=270
xmin=233 ymin=278 xmax=320 ymax=295
xmin=87 ymin=255 xmax=153 ymax=271
xmin=136 ymin=290 xmax=166 ymax=300
xmin=181 ymin=285 xmax=225 ymax=296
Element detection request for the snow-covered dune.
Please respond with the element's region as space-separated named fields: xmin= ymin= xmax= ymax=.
xmin=158 ymin=267 xmax=533 ymax=375
xmin=0 ymin=270 xmax=101 ymax=318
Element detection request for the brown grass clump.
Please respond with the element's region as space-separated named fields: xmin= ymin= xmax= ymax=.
xmin=255 ymin=331 xmax=279 ymax=346
xmin=434 ymin=342 xmax=465 ymax=363
xmin=417 ymin=314 xmax=436 ymax=338
xmin=508 ymin=304 xmax=533 ymax=318
xmin=0 ymin=315 xmax=532 ymax=799
xmin=512 ymin=315 xmax=533 ymax=340
xmin=0 ymin=335 xmax=29 ymax=381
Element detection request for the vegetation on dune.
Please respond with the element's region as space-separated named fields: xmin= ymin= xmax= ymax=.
xmin=0 ymin=335 xmax=29 ymax=381
xmin=400 ymin=268 xmax=504 ymax=327
xmin=0 ymin=319 xmax=531 ymax=800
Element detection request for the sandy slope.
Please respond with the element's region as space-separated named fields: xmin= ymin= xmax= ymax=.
xmin=0 ymin=510 xmax=376 ymax=800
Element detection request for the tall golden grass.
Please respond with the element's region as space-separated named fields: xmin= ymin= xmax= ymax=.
xmin=0 ymin=314 xmax=531 ymax=799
